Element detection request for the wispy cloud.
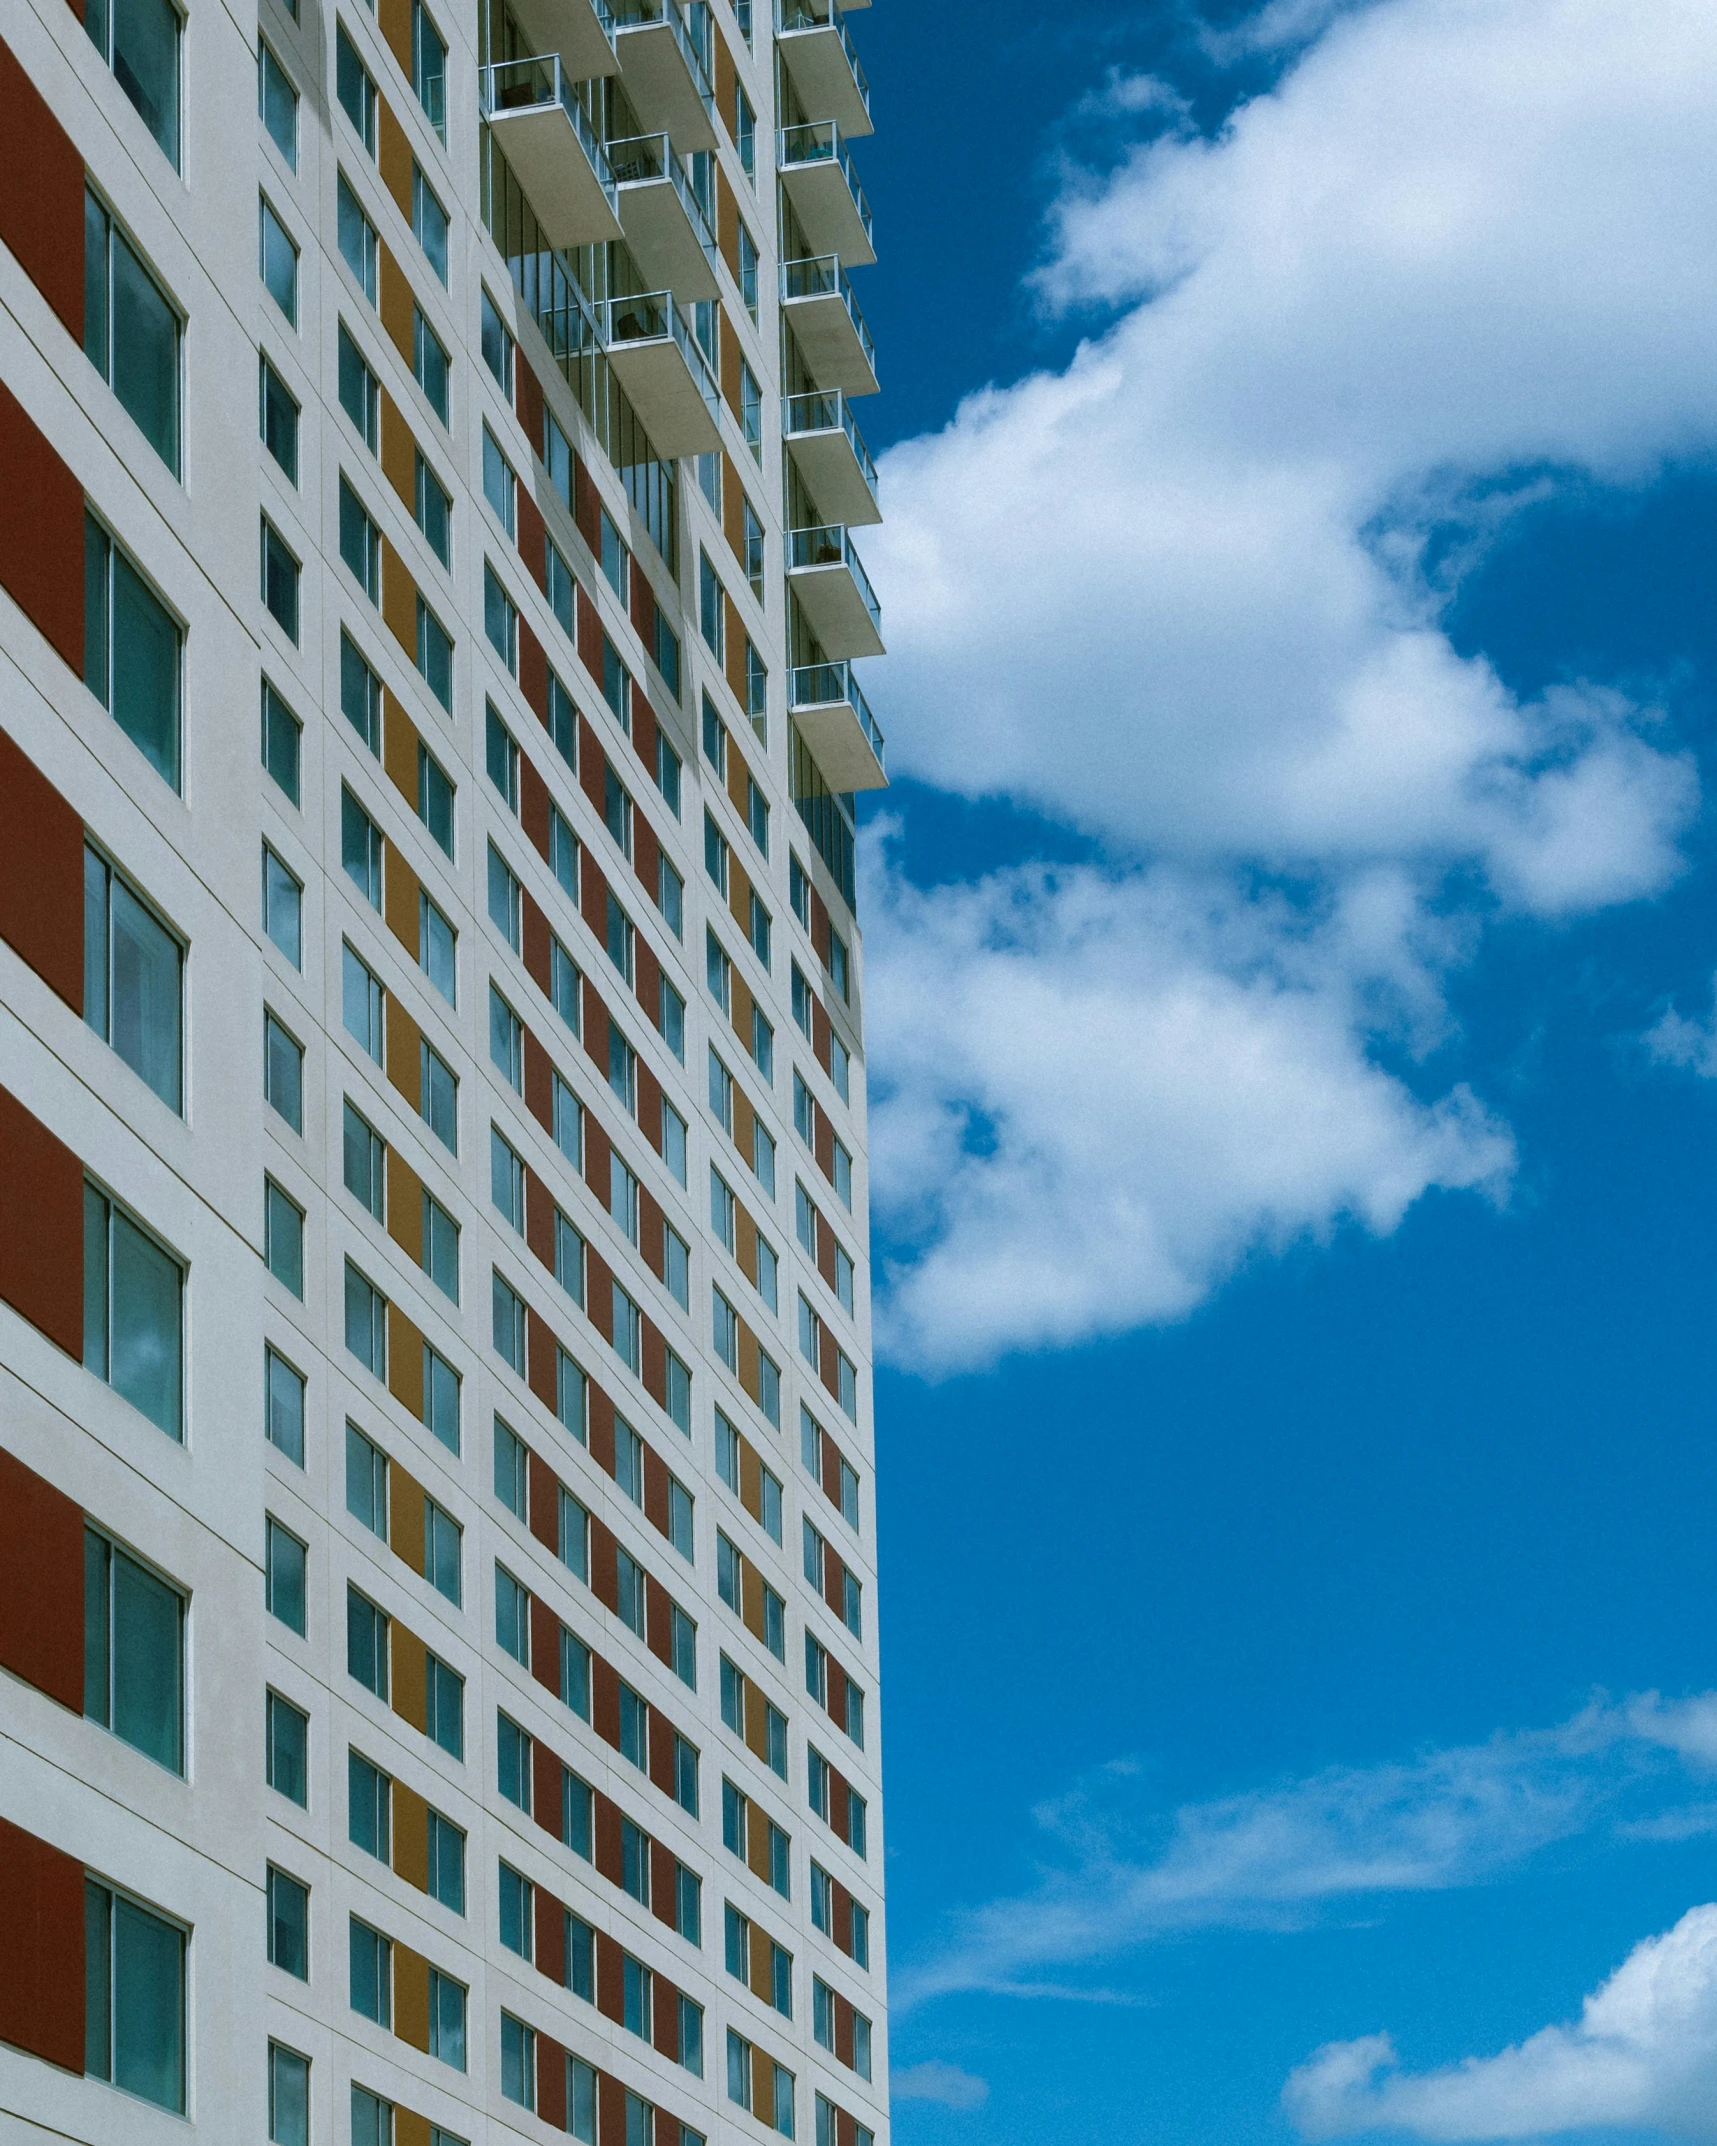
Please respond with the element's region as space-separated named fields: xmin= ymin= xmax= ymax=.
xmin=1644 ymin=978 xmax=1717 ymax=1078
xmin=895 ymin=1695 xmax=1717 ymax=2011
xmin=1284 ymin=1903 xmax=1717 ymax=2140
xmin=892 ymin=2063 xmax=992 ymax=2111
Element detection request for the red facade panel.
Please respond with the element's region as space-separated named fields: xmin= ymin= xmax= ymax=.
xmin=0 ymin=375 xmax=84 ymax=674
xmin=0 ymin=1446 xmax=84 ymax=1711
xmin=0 ymin=1083 xmax=83 ymax=1358
xmin=0 ymin=727 xmax=84 ymax=1011
xmin=0 ymin=1815 xmax=84 ymax=2073
xmin=0 ymin=36 xmax=85 ymax=342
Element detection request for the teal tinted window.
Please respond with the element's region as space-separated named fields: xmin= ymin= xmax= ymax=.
xmin=85 ymin=191 xmax=180 ymax=473
xmin=84 ymin=845 xmax=182 ymax=1111
xmin=260 ymin=195 xmax=298 ymax=321
xmin=84 ymin=1183 xmax=184 ymax=1437
xmin=259 ymin=39 xmax=297 ymax=165
xmin=85 ymin=1880 xmax=186 ymax=2110
xmin=84 ymin=516 xmax=181 ymax=788
xmin=84 ymin=1527 xmax=184 ymax=1772
xmin=85 ymin=0 xmax=181 ymax=166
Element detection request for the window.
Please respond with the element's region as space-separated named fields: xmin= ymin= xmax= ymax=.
xmin=345 ymin=1262 xmax=389 ymax=1382
xmin=664 ymin=1221 xmax=690 ymax=1311
xmin=349 ymin=1916 xmax=392 ymax=2027
xmin=658 ymin=852 xmax=685 ymax=938
xmin=337 ymin=172 xmax=378 ymax=302
xmin=415 ymin=305 xmax=450 ymax=422
xmin=84 ymin=515 xmax=181 ymax=786
xmin=268 ymin=1864 xmax=309 ymax=1979
xmin=736 ymin=83 xmax=755 ymax=174
xmin=85 ymin=1525 xmax=183 ymax=1771
xmin=740 ymin=357 xmax=762 ymax=460
xmin=417 ymin=453 xmax=452 ymax=566
xmin=84 ymin=846 xmax=182 ymax=1112
xmin=427 ymin=1651 xmax=464 ymax=1758
xmin=830 ymin=1032 xmax=851 ymax=1104
xmin=827 ymin=929 xmax=850 ymax=1003
xmin=699 ymin=550 xmax=723 ymax=657
xmin=270 ymin=2043 xmax=309 ymax=2146
xmin=502 ymin=2011 xmax=535 ymax=2110
xmin=339 ymin=323 xmax=381 ymax=450
xmin=418 ymin=595 xmax=454 ymax=709
xmin=550 ymin=801 xmax=580 ymax=899
xmin=750 ymin=894 xmax=772 ymax=970
xmin=428 ymin=1807 xmax=465 ymax=1910
xmin=259 ymin=38 xmax=297 ymax=165
xmin=421 ymin=889 xmax=457 ymax=1001
xmin=483 ymin=426 xmax=516 ymax=536
xmin=341 ymin=634 xmax=383 ymax=754
xmin=425 ymin=1343 xmax=461 ymax=1451
xmin=418 ymin=742 xmax=456 ymax=856
xmin=493 ymin=1270 xmax=526 ymax=1376
xmin=490 ymin=986 xmax=524 ymax=1089
xmin=84 ymin=1182 xmax=183 ymax=1437
xmin=485 ymin=562 xmax=518 ymax=671
xmin=424 ymin=1191 xmax=460 ymax=1302
xmin=413 ymin=0 xmax=447 ymax=133
xmin=336 ymin=25 xmax=377 ymax=151
xmin=265 ymin=1177 xmax=305 ymax=1296
xmin=605 ymin=765 xmax=634 ymax=857
xmin=85 ymin=192 xmax=180 ymax=474
xmin=609 ymin=1022 xmax=637 ymax=1113
xmin=707 ymin=929 xmax=731 ymax=1014
xmin=260 ymin=514 xmax=301 ymax=639
xmin=347 ymin=1420 xmax=387 ymax=1536
xmin=267 ymin=1690 xmax=308 ymax=1804
xmin=266 ymin=1345 xmax=306 ymax=1464
xmin=705 ymin=812 xmax=730 ymax=897
xmin=739 ymin=223 xmax=760 ymax=322
xmin=488 ymin=842 xmax=521 ymax=949
xmin=603 ymin=639 xmax=631 ymax=725
xmin=340 ymin=479 xmax=382 ymax=603
xmin=343 ymin=788 xmax=384 ymax=909
xmin=654 ymin=610 xmax=682 ymax=699
xmin=266 ymin=1516 xmax=307 ymax=1635
xmin=422 ymin=1040 xmax=459 ymax=1156
xmin=414 ymin=163 xmax=450 ymax=283
xmin=486 ymin=704 xmax=521 ymax=810
xmin=84 ymin=1879 xmax=185 ymax=2112
xmin=342 ymin=944 xmax=384 ymax=1064
xmin=606 ymin=891 xmax=635 ymax=986
xmin=656 ymin=730 xmax=683 ymax=816
xmin=260 ymin=194 xmax=298 ymax=321
xmin=262 ymin=679 xmax=301 ymax=801
xmin=481 ymin=286 xmax=514 ymax=392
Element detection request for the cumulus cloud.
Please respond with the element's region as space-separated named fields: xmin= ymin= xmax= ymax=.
xmin=865 ymin=832 xmax=1512 ymax=1372
xmin=1284 ymin=1906 xmax=1717 ymax=2139
xmin=1644 ymin=979 xmax=1717 ymax=1078
xmin=896 ymin=1693 xmax=1717 ymax=2011
xmin=892 ymin=2063 xmax=992 ymax=2110
xmin=859 ymin=0 xmax=1708 ymax=1368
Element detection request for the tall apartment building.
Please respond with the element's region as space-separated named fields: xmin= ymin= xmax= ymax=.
xmin=0 ymin=0 xmax=886 ymax=2138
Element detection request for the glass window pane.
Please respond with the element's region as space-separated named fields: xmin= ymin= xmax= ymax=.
xmin=260 ymin=42 xmax=297 ymax=166
xmin=266 ymin=1347 xmax=306 ymax=1464
xmin=270 ymin=2041 xmax=310 ymax=2146
xmin=107 ymin=0 xmax=181 ymax=165
xmin=112 ymin=1894 xmax=185 ymax=2110
xmin=108 ymin=877 xmax=181 ymax=1111
xmin=110 ymin=231 xmax=178 ymax=472
xmin=111 ymin=1548 xmax=183 ymax=1770
xmin=109 ymin=1207 xmax=181 ymax=1435
xmin=111 ymin=549 xmax=180 ymax=787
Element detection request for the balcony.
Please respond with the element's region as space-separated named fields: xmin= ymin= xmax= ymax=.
xmin=790 ymin=662 xmax=887 ymax=791
xmin=779 ymin=122 xmax=874 ymax=266
xmin=480 ymin=59 xmax=622 ymax=249
xmin=506 ymin=0 xmax=618 ymax=79
xmin=614 ymin=0 xmax=718 ymax=153
xmin=610 ymin=132 xmax=721 ymax=303
xmin=781 ymin=256 xmax=878 ymax=397
xmin=774 ymin=1 xmax=871 ymax=138
xmin=789 ymin=525 xmax=883 ymax=659
xmin=784 ymin=391 xmax=880 ymax=527
xmin=599 ymin=290 xmax=720 ymax=457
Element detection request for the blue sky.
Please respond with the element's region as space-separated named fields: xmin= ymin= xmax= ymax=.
xmin=839 ymin=2 xmax=1717 ymax=2142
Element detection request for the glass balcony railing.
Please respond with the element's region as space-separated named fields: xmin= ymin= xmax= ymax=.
xmin=774 ymin=0 xmax=871 ymax=126
xmin=598 ymin=288 xmax=720 ymax=404
xmin=789 ymin=525 xmax=881 ymax=633
xmin=791 ymin=662 xmax=886 ymax=774
xmin=614 ymin=0 xmax=717 ymax=121
xmin=784 ymin=390 xmax=878 ymax=500
xmin=479 ymin=56 xmax=620 ymax=207
xmin=607 ymin=130 xmax=721 ymax=270
xmin=778 ymin=122 xmax=873 ymax=252
xmin=780 ymin=255 xmax=876 ymax=373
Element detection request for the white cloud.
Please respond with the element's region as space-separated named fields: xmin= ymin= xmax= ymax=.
xmin=858 ymin=0 xmax=1706 ymax=1368
xmin=895 ymin=1694 xmax=1717 ymax=2011
xmin=866 ymin=832 xmax=1513 ymax=1373
xmin=1644 ymin=979 xmax=1717 ymax=1078
xmin=1283 ymin=1905 xmax=1717 ymax=2139
xmin=873 ymin=0 xmax=1705 ymax=894
xmin=892 ymin=2063 xmax=992 ymax=2111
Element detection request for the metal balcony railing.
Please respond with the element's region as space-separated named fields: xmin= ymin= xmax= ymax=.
xmin=783 ymin=391 xmax=879 ymax=502
xmin=790 ymin=661 xmax=886 ymax=774
xmin=608 ymin=130 xmax=721 ymax=267
xmin=598 ymin=289 xmax=719 ymax=402
xmin=614 ymin=0 xmax=716 ymax=119
xmin=480 ymin=58 xmax=619 ymax=192
xmin=778 ymin=121 xmax=874 ymax=252
xmin=789 ymin=525 xmax=881 ymax=634
xmin=774 ymin=0 xmax=871 ymax=125
xmin=780 ymin=255 xmax=876 ymax=373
